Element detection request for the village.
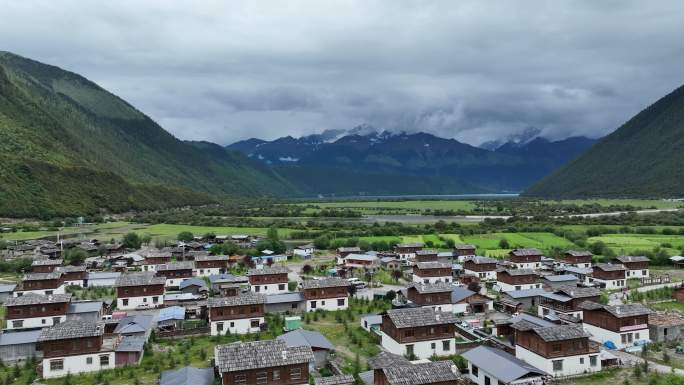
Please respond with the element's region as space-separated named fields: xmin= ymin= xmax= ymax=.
xmin=0 ymin=231 xmax=684 ymax=385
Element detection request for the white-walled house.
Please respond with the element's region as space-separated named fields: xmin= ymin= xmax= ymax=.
xmin=537 ymin=286 xmax=601 ymax=320
xmin=615 ymin=256 xmax=650 ymax=279
xmin=301 ymin=278 xmax=350 ymax=312
xmin=208 ymin=293 xmax=266 ymax=335
xmin=4 ymin=294 xmax=71 ymax=330
xmin=462 ymin=345 xmax=546 ymax=385
xmin=114 ymin=272 xmax=166 ymax=310
xmin=591 ymin=263 xmax=627 ymax=290
xmin=513 ymin=322 xmax=600 ymax=377
xmin=495 ymin=269 xmax=540 ymax=292
xmin=155 ymin=262 xmax=194 ymax=289
xmin=394 ymin=243 xmax=424 ymax=264
xmin=562 ymin=251 xmax=593 ymax=269
xmin=508 ymin=249 xmax=543 ymax=270
xmin=405 ymin=282 xmax=455 ymax=312
xmin=380 ymin=307 xmax=458 ymax=359
xmin=193 ymin=255 xmax=229 ymax=277
xmin=14 ymin=272 xmax=66 ymax=297
xmin=293 ymin=243 xmax=315 ymax=257
xmin=463 ymin=257 xmax=498 ymax=281
xmin=248 ymin=266 xmax=290 ymax=294
xmin=412 ymin=262 xmax=453 ymax=284
xmin=580 ymin=302 xmax=651 ymax=349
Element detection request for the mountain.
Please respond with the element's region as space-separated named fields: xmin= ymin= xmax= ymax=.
xmin=228 ymin=128 xmax=596 ymax=194
xmin=525 ymin=85 xmax=684 ymax=198
xmin=479 ymin=127 xmax=542 ymax=151
xmin=0 ymin=51 xmax=294 ymax=217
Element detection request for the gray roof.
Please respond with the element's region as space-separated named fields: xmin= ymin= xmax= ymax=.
xmin=409 ymin=282 xmax=454 ymax=294
xmin=385 ymin=307 xmax=458 ymax=328
xmin=0 ymin=284 xmax=16 ymax=293
xmin=368 ymin=351 xmax=411 ymax=369
xmin=337 ymin=247 xmax=361 ymax=252
xmin=265 ymin=292 xmax=304 ymax=304
xmin=555 ymin=286 xmax=600 ymax=298
xmin=510 ymin=248 xmax=542 ymax=257
xmin=529 ymin=325 xmax=590 ymax=342
xmin=114 ymin=315 xmax=155 ymax=334
xmin=415 ymin=249 xmax=438 ymax=255
xmin=247 ymin=266 xmax=290 ymax=275
xmin=6 ymin=293 xmax=71 ymax=306
xmin=208 ymin=293 xmax=266 ymax=307
xmin=115 ymin=272 xmax=166 ymax=287
xmin=0 ymin=330 xmax=42 ymax=346
xmin=539 ymin=293 xmax=572 ymax=302
xmin=450 ymin=287 xmax=477 ymax=303
xmin=504 ymin=288 xmax=547 ymax=299
xmin=344 ymin=254 xmax=379 ymax=262
xmin=508 ymin=313 xmax=555 ymax=328
xmin=543 ymin=274 xmax=578 ymax=282
xmin=87 ymin=272 xmax=121 ymax=280
xmin=396 ymin=243 xmax=424 ymax=248
xmin=215 ymin=339 xmax=313 ymax=372
xmin=561 ymin=266 xmax=593 ymax=275
xmin=466 ymin=256 xmax=498 ymax=265
xmin=115 ymin=335 xmax=146 ymax=352
xmin=615 ymin=256 xmax=650 ymax=263
xmin=315 ymin=375 xmax=355 ymax=385
xmin=179 ymin=278 xmax=208 ymax=290
xmin=462 ymin=346 xmax=545 ymax=383
xmin=565 ymin=250 xmax=593 ymax=257
xmin=580 ymin=302 xmax=652 ymax=318
xmin=594 ymin=263 xmax=626 ymax=272
xmin=23 ymin=272 xmax=61 ymax=281
xmin=361 ymin=314 xmax=382 ymax=325
xmin=301 ymin=277 xmax=350 ymax=290
xmin=56 ymin=265 xmax=86 ymax=273
xmin=455 ymin=244 xmax=476 ymax=250
xmin=382 ymin=361 xmax=461 ymax=385
xmin=415 ymin=261 xmax=451 ymax=269
xmin=208 ymin=273 xmax=248 ymax=284
xmin=38 ymin=320 xmax=103 ymax=342
xmin=195 ymin=255 xmax=229 ymax=262
xmin=161 ymin=367 xmax=214 ymax=385
xmin=157 ymin=262 xmax=194 ymax=271
xmin=500 ymin=268 xmax=537 ymax=276
xmin=278 ymin=329 xmax=334 ymax=350
xmin=67 ymin=301 xmax=103 ymax=314
xmin=32 ymin=259 xmax=63 ymax=266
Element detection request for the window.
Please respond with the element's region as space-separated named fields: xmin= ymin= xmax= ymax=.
xmin=552 ymin=343 xmax=562 ymax=353
xmin=217 ymin=322 xmax=224 ymax=332
xmin=256 ymin=371 xmax=267 ymax=384
xmin=251 ymin=319 xmax=261 ymax=328
xmin=100 ymin=355 xmax=110 ymax=367
xmin=12 ymin=320 xmax=23 ymax=328
xmin=50 ymin=359 xmax=64 ymax=371
xmin=153 ymin=296 xmax=158 ymax=303
xmin=431 ymin=342 xmax=436 ymax=350
xmin=665 ymin=328 xmax=669 ymax=336
xmin=290 ymin=367 xmax=302 ymax=380
xmin=42 ymin=319 xmax=47 ymax=325
xmin=311 ymin=301 xmax=317 ymax=309
xmin=590 ymin=355 xmax=598 ymax=367
xmin=230 ymin=322 xmax=235 ymax=327
xmin=254 ymin=285 xmax=260 ymax=292
xmin=337 ymin=298 xmax=345 ymax=306
xmin=484 ymin=376 xmax=491 ymax=385
xmin=442 ymin=340 xmax=451 ymax=351
xmin=515 ymin=285 xmax=521 ymax=291
xmin=279 ymin=284 xmax=285 ymax=291
xmin=635 ymin=332 xmax=640 ymax=340
xmin=143 ymin=297 xmax=148 ymax=303
xmin=45 ymin=290 xmax=53 ymax=296
xmin=122 ymin=299 xmax=129 ymax=307
xmin=552 ymin=360 xmax=563 ymax=372
xmin=273 ymin=370 xmax=280 ymax=380
xmin=235 ymin=374 xmax=247 ymax=385
xmin=322 ymin=301 xmax=326 ymax=306
xmin=86 ymin=357 xmax=93 ymax=365
xmin=471 ymin=364 xmax=479 ymax=377
xmin=579 ymin=357 xmax=584 ymax=364
xmin=406 ymin=344 xmax=414 ymax=356
xmin=53 ymin=317 xmax=61 ymax=325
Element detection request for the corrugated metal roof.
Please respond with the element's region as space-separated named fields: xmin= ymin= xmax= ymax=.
xmin=462 ymin=346 xmax=545 ymax=383
xmin=277 ymin=329 xmax=334 ymax=350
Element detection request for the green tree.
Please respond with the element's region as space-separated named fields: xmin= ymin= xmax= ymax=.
xmin=65 ymin=248 xmax=87 ymax=266
xmin=141 ymin=233 xmax=152 ymax=246
xmin=314 ymin=234 xmax=330 ymax=250
xmin=122 ymin=232 xmax=142 ymax=249
xmin=499 ymin=238 xmax=510 ymax=249
xmin=267 ymin=227 xmax=279 ymax=241
xmin=177 ymin=231 xmax=194 ymax=242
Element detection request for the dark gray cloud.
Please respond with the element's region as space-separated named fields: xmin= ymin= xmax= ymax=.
xmin=2 ymin=1 xmax=683 ymax=145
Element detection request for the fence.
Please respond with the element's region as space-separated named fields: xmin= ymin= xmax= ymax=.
xmin=641 ymin=275 xmax=671 ymax=286
xmin=157 ymin=325 xmax=210 ymax=338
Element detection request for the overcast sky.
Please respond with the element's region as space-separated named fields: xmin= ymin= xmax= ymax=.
xmin=2 ymin=1 xmax=683 ymax=146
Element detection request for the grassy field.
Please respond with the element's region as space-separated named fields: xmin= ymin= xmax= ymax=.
xmin=650 ymin=302 xmax=684 ymax=313
xmin=559 ymin=368 xmax=684 ymax=385
xmin=588 ymin=234 xmax=684 ymax=255
xmin=300 ymin=200 xmax=477 ymax=212
xmin=557 ymin=199 xmax=683 ymax=209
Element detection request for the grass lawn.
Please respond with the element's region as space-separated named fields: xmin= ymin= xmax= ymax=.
xmin=559 ymin=368 xmax=684 ymax=385
xmin=588 ymin=233 xmax=684 ymax=255
xmin=650 ymin=302 xmax=684 ymax=313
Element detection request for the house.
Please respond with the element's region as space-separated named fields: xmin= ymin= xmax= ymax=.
xmin=462 ymin=345 xmax=546 ymax=385
xmin=541 ymin=274 xmax=578 ymax=290
xmin=4 ymin=293 xmax=71 ymax=330
xmin=451 ymin=286 xmax=493 ymax=314
xmin=265 ymin=292 xmax=306 ymax=313
xmin=380 ymin=307 xmax=458 ymax=359
xmin=562 ymin=251 xmax=593 ymax=268
xmin=496 ymin=313 xmax=556 ymax=341
xmin=614 ymin=256 xmax=650 ymax=278
xmin=31 ymin=259 xmax=63 ymax=273
xmin=278 ymin=329 xmax=334 ymax=369
xmin=500 ymin=289 xmax=547 ymax=313
xmin=463 ymin=257 xmax=497 ymax=281
xmin=208 ymin=293 xmax=266 ymax=335
xmin=0 ymin=329 xmax=42 ymax=363
xmin=114 ymin=314 xmax=155 ymax=338
xmin=161 ymin=367 xmax=214 ymax=385
xmin=208 ymin=273 xmax=249 ymax=293
xmin=374 ymin=361 xmax=465 ymax=385
xmin=115 ymin=335 xmax=146 ymax=367
xmin=248 ymin=266 xmax=290 ymax=294
xmin=380 ymin=257 xmax=402 ymax=270
xmin=114 ymin=272 xmax=166 ymax=310
xmin=360 ymin=314 xmax=382 ymax=333
xmin=495 ymin=269 xmax=540 ymax=292
xmin=406 ymin=282 xmax=455 ymax=312
xmin=179 ymin=278 xmax=209 ymax=295
xmin=538 ymin=286 xmax=601 ymax=320
xmin=194 ymin=255 xmax=229 ymax=277
xmin=344 ymin=254 xmax=380 ymax=270
xmin=648 ymin=311 xmax=684 ymax=343
xmin=591 ymin=263 xmax=627 ymax=289
xmin=336 ymin=246 xmax=361 ymax=259
xmin=412 ymin=261 xmax=453 ymax=284
xmin=394 ymin=243 xmax=424 ymax=263
xmin=508 ymin=249 xmax=543 ymax=270
xmin=454 ymin=244 xmax=476 ymax=261
xmin=315 ymin=375 xmax=355 ymax=385
xmin=301 ymin=278 xmax=350 ymax=312
xmin=293 ymin=243 xmax=315 ymax=257
xmin=38 ymin=321 xmax=115 ymax=379
xmin=15 ymin=272 xmax=65 ymax=296
xmin=141 ymin=255 xmax=171 ymax=272
xmin=580 ymin=302 xmax=651 ymax=349
xmin=214 ymin=339 xmax=313 ymax=385
xmin=415 ymin=249 xmax=439 ymax=263
xmin=67 ymin=301 xmax=104 ymax=322
xmin=512 ymin=322 xmax=600 ymax=376
xmin=559 ymin=266 xmax=593 ymax=286
xmin=156 ymin=262 xmax=195 ymax=289
xmin=56 ymin=265 xmax=87 ymax=287
xmin=85 ymin=271 xmax=120 ymax=287
xmin=0 ymin=284 xmax=16 ymax=303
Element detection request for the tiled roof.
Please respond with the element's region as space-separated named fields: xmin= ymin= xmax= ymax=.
xmin=555 ymin=286 xmax=600 ymax=298
xmin=115 ymin=272 xmax=166 ymax=287
xmin=594 ymin=263 xmax=626 ymax=272
xmin=501 ymin=268 xmax=537 ymax=276
xmin=31 ymin=259 xmax=63 ymax=266
xmin=385 ymin=307 xmax=458 ymax=328
xmin=649 ymin=311 xmax=684 ymax=327
xmin=396 ymin=243 xmax=424 ymax=248
xmin=615 ymin=256 xmax=650 ymax=263
xmin=415 ymin=261 xmax=451 ymax=269
xmin=580 ymin=301 xmax=651 ymax=318
xmin=466 ymin=256 xmax=498 ymax=265
xmin=368 ymin=351 xmax=411 ymax=369
xmin=409 ymin=282 xmax=454 ymax=294
xmin=23 ymin=272 xmax=61 ymax=281
xmin=315 ymin=374 xmax=355 ymax=385
xmin=214 ymin=339 xmax=313 ymax=372
xmin=301 ymin=278 xmax=350 ymax=290
xmin=247 ymin=266 xmax=290 ymax=276
xmin=565 ymin=250 xmax=593 ymax=257
xmin=543 ymin=274 xmax=578 ymax=282
xmin=56 ymin=265 xmax=86 ymax=273
xmin=157 ymin=262 xmax=194 ymax=271
xmin=415 ymin=249 xmax=438 ymax=255
xmin=195 ymin=255 xmax=229 ymax=262
xmin=455 ymin=244 xmax=476 ymax=250
xmin=38 ymin=320 xmax=103 ymax=342
xmin=5 ymin=293 xmax=71 ymax=306
xmin=510 ymin=248 xmax=542 ymax=257
xmin=532 ymin=325 xmax=590 ymax=342
xmin=382 ymin=361 xmax=463 ymax=385
xmin=208 ymin=293 xmax=266 ymax=307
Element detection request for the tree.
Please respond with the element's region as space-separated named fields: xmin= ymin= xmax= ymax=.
xmin=0 ymin=239 xmax=6 ymax=250
xmin=302 ymin=264 xmax=313 ymax=275
xmin=122 ymin=232 xmax=142 ymax=249
xmin=392 ymin=269 xmax=403 ymax=282
xmin=65 ymin=248 xmax=87 ymax=266
xmin=177 ymin=231 xmax=194 ymax=242
xmin=141 ymin=233 xmax=152 ymax=246
xmin=313 ymin=235 xmax=330 ymax=250
xmin=267 ymin=227 xmax=279 ymax=241
xmin=498 ymin=238 xmax=510 ymax=249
